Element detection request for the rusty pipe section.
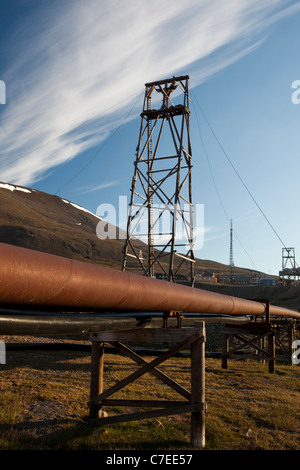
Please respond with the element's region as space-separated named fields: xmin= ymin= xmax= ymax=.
xmin=0 ymin=242 xmax=299 ymax=319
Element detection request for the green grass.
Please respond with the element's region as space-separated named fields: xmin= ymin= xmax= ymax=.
xmin=0 ymin=346 xmax=299 ymax=451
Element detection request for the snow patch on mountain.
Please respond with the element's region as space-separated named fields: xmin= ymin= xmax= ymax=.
xmin=0 ymin=182 xmax=32 ymax=193
xmin=62 ymin=199 xmax=101 ymax=220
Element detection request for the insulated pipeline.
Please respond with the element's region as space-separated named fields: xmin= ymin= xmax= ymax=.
xmin=0 ymin=242 xmax=299 ymax=320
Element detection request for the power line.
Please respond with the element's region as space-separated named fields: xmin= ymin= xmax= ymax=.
xmin=191 ymin=96 xmax=258 ymax=270
xmin=191 ymin=91 xmax=288 ymax=250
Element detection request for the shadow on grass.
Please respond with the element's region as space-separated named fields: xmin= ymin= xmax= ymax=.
xmin=5 ymin=348 xmax=92 ymax=373
xmin=2 ymin=417 xmax=191 ymax=451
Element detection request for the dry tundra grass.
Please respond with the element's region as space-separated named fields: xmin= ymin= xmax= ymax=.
xmin=0 ymin=336 xmax=299 ymax=451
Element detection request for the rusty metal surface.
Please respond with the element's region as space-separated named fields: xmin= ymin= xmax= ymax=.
xmin=0 ymin=242 xmax=299 ymax=320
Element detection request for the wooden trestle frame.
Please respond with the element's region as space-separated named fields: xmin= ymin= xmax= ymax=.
xmin=221 ymin=300 xmax=299 ymax=372
xmin=222 ymin=321 xmax=277 ymax=373
xmin=88 ymin=321 xmax=206 ymax=448
xmin=273 ymin=319 xmax=298 ymax=363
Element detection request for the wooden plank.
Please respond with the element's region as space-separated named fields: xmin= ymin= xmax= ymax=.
xmin=88 ymin=403 xmax=203 ymax=426
xmin=100 ymin=399 xmax=189 ymax=407
xmin=90 ymin=326 xmax=204 ymax=344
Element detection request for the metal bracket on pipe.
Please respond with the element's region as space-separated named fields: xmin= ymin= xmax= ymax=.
xmin=163 ymin=311 xmax=184 ymax=328
xmin=249 ymin=299 xmax=270 ymax=325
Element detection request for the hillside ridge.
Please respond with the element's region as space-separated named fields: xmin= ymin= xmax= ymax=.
xmin=0 ymin=181 xmax=263 ymax=277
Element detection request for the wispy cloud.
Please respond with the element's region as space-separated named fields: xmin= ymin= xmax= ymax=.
xmin=234 ymin=208 xmax=264 ymax=223
xmin=1 ymin=0 xmax=299 ymax=187
xmin=71 ymin=178 xmax=125 ymax=195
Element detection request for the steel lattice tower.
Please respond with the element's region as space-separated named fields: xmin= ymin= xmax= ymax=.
xmin=122 ymin=75 xmax=195 ymax=286
xmin=280 ymin=247 xmax=297 ymax=282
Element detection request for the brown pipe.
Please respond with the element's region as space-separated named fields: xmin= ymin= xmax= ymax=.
xmin=0 ymin=242 xmax=299 ymax=319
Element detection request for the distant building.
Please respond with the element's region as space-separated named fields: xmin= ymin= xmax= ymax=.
xmin=193 ymin=272 xmax=218 ymax=284
xmin=154 ymin=273 xmax=188 ymax=281
xmin=234 ymin=275 xmax=251 ymax=285
xmin=258 ymin=277 xmax=279 ymax=286
xmin=175 ymin=274 xmax=188 ymax=281
xmin=216 ymin=274 xmax=231 ymax=284
xmin=216 ymin=274 xmax=251 ymax=285
xmin=154 ymin=273 xmax=168 ymax=280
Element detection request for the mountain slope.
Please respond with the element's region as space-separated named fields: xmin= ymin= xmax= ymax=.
xmin=0 ymin=181 xmax=259 ymax=276
xmin=0 ymin=182 xmax=127 ymax=269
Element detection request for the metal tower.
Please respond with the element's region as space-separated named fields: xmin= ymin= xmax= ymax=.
xmin=280 ymin=247 xmax=298 ymax=283
xmin=122 ymin=75 xmax=195 ymax=286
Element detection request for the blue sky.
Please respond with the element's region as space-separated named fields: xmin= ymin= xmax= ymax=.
xmin=0 ymin=0 xmax=300 ymax=276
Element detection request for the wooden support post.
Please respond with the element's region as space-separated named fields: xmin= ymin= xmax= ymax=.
xmin=289 ymin=323 xmax=296 ymax=366
xmin=191 ymin=321 xmax=206 ymax=448
xmin=258 ymin=336 xmax=266 ymax=364
xmin=268 ymin=330 xmax=275 ymax=374
xmin=222 ymin=322 xmax=276 ymax=372
xmin=265 ymin=300 xmax=270 ymax=324
xmin=89 ymin=341 xmax=104 ymax=419
xmin=222 ymin=333 xmax=229 ymax=369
